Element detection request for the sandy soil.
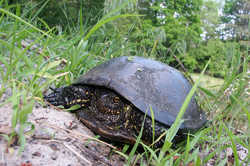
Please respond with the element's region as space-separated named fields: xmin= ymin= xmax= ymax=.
xmin=0 ymin=104 xmax=125 ymax=166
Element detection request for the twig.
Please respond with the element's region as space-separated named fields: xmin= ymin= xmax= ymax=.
xmin=167 ymin=48 xmax=194 ymax=84
xmin=44 ymin=139 xmax=93 ymax=165
xmin=63 ymin=142 xmax=92 ymax=166
xmin=44 ymin=123 xmax=117 ymax=150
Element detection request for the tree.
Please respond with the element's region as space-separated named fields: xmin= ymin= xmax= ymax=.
xmin=152 ymin=0 xmax=202 ymax=48
xmin=222 ymin=0 xmax=250 ymax=41
xmin=200 ymin=0 xmax=221 ymax=40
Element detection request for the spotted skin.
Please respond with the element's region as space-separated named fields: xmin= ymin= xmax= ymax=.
xmin=44 ymin=85 xmax=185 ymax=148
xmin=44 ymin=86 xmax=93 ymax=108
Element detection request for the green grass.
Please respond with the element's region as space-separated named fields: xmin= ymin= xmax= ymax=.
xmin=0 ymin=1 xmax=249 ymax=165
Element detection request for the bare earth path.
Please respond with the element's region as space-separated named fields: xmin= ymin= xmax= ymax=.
xmin=0 ymin=104 xmax=125 ymax=166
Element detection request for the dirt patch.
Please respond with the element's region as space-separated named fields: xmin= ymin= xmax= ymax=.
xmin=0 ymin=104 xmax=125 ymax=166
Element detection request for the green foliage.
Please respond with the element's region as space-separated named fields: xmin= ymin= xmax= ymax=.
xmin=221 ymin=0 xmax=250 ymax=41
xmin=151 ymin=0 xmax=202 ymax=46
xmin=183 ymin=39 xmax=227 ymax=76
xmin=8 ymin=0 xmax=105 ymax=31
xmin=200 ymin=0 xmax=221 ymax=40
xmin=129 ymin=19 xmax=167 ymax=57
xmin=125 ymin=0 xmax=204 ymax=69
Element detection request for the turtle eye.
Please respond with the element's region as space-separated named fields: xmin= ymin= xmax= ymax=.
xmin=113 ymin=97 xmax=120 ymax=103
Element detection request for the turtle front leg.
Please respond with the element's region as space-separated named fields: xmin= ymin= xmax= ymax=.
xmin=44 ymin=85 xmax=93 ymax=109
xmin=44 ymin=87 xmax=70 ymax=108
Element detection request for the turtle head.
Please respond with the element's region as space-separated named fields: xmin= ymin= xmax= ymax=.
xmin=96 ymin=90 xmax=124 ymax=115
xmin=44 ymin=85 xmax=92 ymax=109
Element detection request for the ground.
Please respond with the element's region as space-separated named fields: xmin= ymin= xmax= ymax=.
xmin=0 ymin=104 xmax=125 ymax=166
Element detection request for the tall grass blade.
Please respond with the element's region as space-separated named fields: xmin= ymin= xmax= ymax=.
xmin=30 ymin=0 xmax=51 ymax=21
xmin=0 ymin=8 xmax=52 ymax=38
xmin=199 ymin=86 xmax=216 ymax=98
xmin=125 ymin=112 xmax=147 ymax=166
xmin=158 ymin=59 xmax=210 ymax=163
xmin=230 ymin=95 xmax=250 ymax=130
xmin=84 ymin=14 xmax=141 ymax=41
xmin=150 ymin=106 xmax=155 ymax=143
xmin=223 ymin=123 xmax=240 ymax=166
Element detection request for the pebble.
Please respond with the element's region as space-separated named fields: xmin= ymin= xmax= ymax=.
xmin=49 ymin=143 xmax=59 ymax=151
xmin=64 ymin=121 xmax=78 ymax=130
xmin=51 ymin=154 xmax=58 ymax=160
xmin=32 ymin=152 xmax=41 ymax=157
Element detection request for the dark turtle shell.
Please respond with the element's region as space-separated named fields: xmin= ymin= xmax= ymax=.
xmin=73 ymin=56 xmax=207 ymax=130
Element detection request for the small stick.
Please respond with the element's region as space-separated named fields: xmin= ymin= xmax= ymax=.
xmin=63 ymin=142 xmax=92 ymax=166
xmin=44 ymin=123 xmax=117 ymax=150
xmin=166 ymin=48 xmax=194 ymax=84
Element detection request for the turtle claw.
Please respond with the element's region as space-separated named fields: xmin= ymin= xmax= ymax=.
xmin=49 ymin=87 xmax=57 ymax=92
xmin=44 ymin=87 xmax=66 ymax=107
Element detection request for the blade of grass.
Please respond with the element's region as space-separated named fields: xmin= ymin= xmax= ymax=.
xmin=222 ymin=123 xmax=239 ymax=166
xmin=30 ymin=0 xmax=51 ymax=22
xmin=102 ymin=0 xmax=131 ymax=20
xmin=79 ymin=4 xmax=83 ymax=35
xmin=140 ymin=142 xmax=158 ymax=161
xmin=195 ymin=155 xmax=201 ymax=166
xmin=150 ymin=106 xmax=155 ymax=143
xmin=199 ymin=86 xmax=216 ymax=98
xmin=158 ymin=59 xmax=211 ymax=163
xmin=183 ymin=135 xmax=191 ymax=164
xmin=230 ymin=95 xmax=250 ymax=127
xmin=84 ymin=14 xmax=142 ymax=41
xmin=114 ymin=150 xmax=129 ymax=160
xmin=0 ymin=8 xmax=52 ymax=38
xmin=125 ymin=111 xmax=147 ymax=166
xmin=11 ymin=82 xmax=20 ymax=129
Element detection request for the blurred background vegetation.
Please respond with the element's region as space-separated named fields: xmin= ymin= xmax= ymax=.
xmin=5 ymin=0 xmax=249 ymax=77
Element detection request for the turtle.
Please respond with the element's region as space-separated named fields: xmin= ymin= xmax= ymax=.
xmin=44 ymin=56 xmax=207 ymax=147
